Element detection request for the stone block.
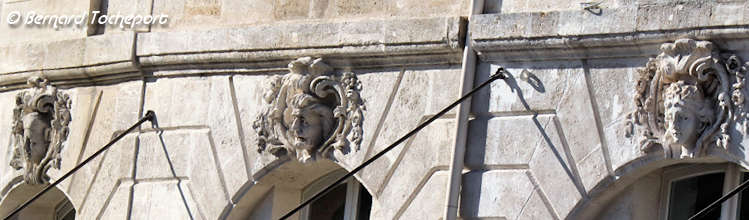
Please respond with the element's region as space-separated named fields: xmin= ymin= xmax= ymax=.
xmin=72 ymin=134 xmax=136 ymax=219
xmin=104 ymin=0 xmax=154 ymax=32
xmin=144 ymin=77 xmax=210 ymax=127
xmin=357 ymin=69 xmax=456 ymax=193
xmin=635 ymin=2 xmax=711 ymax=32
xmin=0 ymin=0 xmax=90 ymax=46
xmin=585 ymin=58 xmax=643 ymax=170
xmin=131 ymin=180 xmax=202 ymax=219
xmin=528 ymin=115 xmax=583 ymax=217
xmin=399 ymin=171 xmax=448 ymax=220
xmin=137 ymin=129 xmax=229 ymax=219
xmin=369 ymin=119 xmax=454 ymax=219
xmin=142 ymin=76 xmax=250 ymax=198
xmin=466 ymin=115 xmax=556 ymax=168
xmin=460 ymin=170 xmax=535 ymax=219
xmin=517 ymin=190 xmax=557 ymax=220
xmin=65 ymin=82 xmax=142 ymax=209
xmin=273 ymin=0 xmax=309 ymax=20
xmin=333 ymin=0 xmax=385 ymax=17
xmin=230 ymin=75 xmax=276 ymax=179
xmin=554 ymin=64 xmax=602 ymax=165
xmin=472 ymin=62 xmax=580 ymax=115
xmin=577 ymin=147 xmax=609 ymax=191
xmin=97 ymin=180 xmax=133 ymax=220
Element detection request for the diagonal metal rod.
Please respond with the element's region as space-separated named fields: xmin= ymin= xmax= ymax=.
xmin=279 ymin=68 xmax=508 ymax=219
xmin=3 ymin=110 xmax=156 ymax=220
xmin=689 ymin=177 xmax=749 ymax=220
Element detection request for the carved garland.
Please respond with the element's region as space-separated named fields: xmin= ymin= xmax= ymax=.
xmin=9 ymin=77 xmax=72 ymax=185
xmin=253 ymin=57 xmax=365 ymax=163
xmin=628 ymin=39 xmax=749 ymax=158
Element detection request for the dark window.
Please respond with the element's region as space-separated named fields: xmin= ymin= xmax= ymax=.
xmin=668 ymin=172 xmax=725 ymax=220
xmin=309 ymin=183 xmax=347 ymax=220
xmin=357 ymin=186 xmax=372 ymax=220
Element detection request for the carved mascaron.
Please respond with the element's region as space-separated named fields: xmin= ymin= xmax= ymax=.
xmin=253 ymin=57 xmax=365 ymax=163
xmin=10 ymin=77 xmax=72 ymax=185
xmin=628 ymin=39 xmax=749 ymax=158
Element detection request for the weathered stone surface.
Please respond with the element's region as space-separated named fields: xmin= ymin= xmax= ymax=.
xmin=136 ymin=17 xmax=461 ymax=55
xmin=358 ymin=67 xmax=459 ymax=195
xmin=517 ymin=190 xmax=557 ymax=220
xmin=334 ymin=69 xmax=399 ymax=173
xmin=399 ymin=171 xmax=448 ymax=220
xmin=97 ymin=180 xmax=132 ymax=220
xmin=230 ymin=74 xmax=279 ymax=181
xmin=466 ymin=115 xmax=555 ymax=168
xmin=472 ymin=62 xmax=575 ymax=114
xmin=73 ymin=134 xmax=136 ymax=219
xmin=528 ymin=115 xmax=582 ymax=217
xmin=577 ymin=147 xmax=609 ymax=191
xmin=371 ymin=119 xmax=454 ymax=219
xmin=64 ymin=81 xmax=142 ymax=210
xmin=471 ymin=2 xmax=749 ymax=62
xmin=142 ymin=76 xmax=249 ymax=202
xmin=586 ymin=58 xmax=643 ymax=170
xmin=147 ymin=0 xmax=465 ymax=31
xmin=137 ymin=129 xmax=228 ymax=219
xmin=131 ymin=180 xmax=201 ymax=220
xmin=0 ymin=0 xmax=91 ymax=46
xmin=460 ymin=170 xmax=535 ymax=219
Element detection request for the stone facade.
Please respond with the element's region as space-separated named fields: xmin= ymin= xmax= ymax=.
xmin=2 ymin=0 xmax=749 ymax=219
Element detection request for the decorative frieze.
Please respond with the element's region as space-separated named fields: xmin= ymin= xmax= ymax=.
xmin=253 ymin=57 xmax=365 ymax=163
xmin=628 ymin=39 xmax=749 ymax=158
xmin=9 ymin=77 xmax=72 ymax=185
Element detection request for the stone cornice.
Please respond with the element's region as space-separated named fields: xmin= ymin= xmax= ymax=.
xmin=0 ymin=17 xmax=465 ymax=91
xmin=470 ymin=1 xmax=749 ymax=62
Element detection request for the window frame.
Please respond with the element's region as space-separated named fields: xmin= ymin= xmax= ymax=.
xmin=54 ymin=197 xmax=75 ymax=220
xmin=659 ymin=163 xmax=743 ymax=220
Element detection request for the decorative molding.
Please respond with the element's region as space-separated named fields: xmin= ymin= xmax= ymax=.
xmin=253 ymin=57 xmax=365 ymax=163
xmin=469 ymin=2 xmax=749 ymax=62
xmin=9 ymin=76 xmax=72 ymax=184
xmin=0 ymin=17 xmax=464 ymax=92
xmin=627 ymin=39 xmax=749 ymax=158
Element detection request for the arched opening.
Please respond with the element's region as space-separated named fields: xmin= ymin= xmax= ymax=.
xmin=0 ymin=183 xmax=75 ymax=220
xmin=588 ymin=162 xmax=749 ymax=220
xmin=225 ymin=159 xmax=373 ymax=220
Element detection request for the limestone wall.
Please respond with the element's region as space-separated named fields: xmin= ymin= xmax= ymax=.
xmin=2 ymin=0 xmax=749 ymax=220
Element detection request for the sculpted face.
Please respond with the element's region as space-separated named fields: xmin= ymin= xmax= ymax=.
xmin=22 ymin=112 xmax=51 ymax=164
xmin=285 ymin=94 xmax=334 ymax=154
xmin=665 ymin=105 xmax=700 ymax=147
xmin=289 ymin=108 xmax=324 ymax=150
xmin=662 ymin=81 xmax=712 ymax=152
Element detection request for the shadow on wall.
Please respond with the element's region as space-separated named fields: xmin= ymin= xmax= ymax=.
xmin=149 ymin=114 xmax=195 ymax=220
xmin=461 ymin=64 xmax=585 ymax=217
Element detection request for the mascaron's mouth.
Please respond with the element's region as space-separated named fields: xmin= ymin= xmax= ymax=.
xmin=295 ymin=137 xmax=307 ymax=143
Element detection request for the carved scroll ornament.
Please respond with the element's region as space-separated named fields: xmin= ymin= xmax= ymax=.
xmin=9 ymin=77 xmax=72 ymax=185
xmin=628 ymin=39 xmax=749 ymax=158
xmin=253 ymin=57 xmax=365 ymax=163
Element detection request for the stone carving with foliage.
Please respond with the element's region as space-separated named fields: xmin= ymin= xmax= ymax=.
xmin=9 ymin=77 xmax=71 ymax=185
xmin=628 ymin=39 xmax=749 ymax=158
xmin=253 ymin=57 xmax=365 ymax=163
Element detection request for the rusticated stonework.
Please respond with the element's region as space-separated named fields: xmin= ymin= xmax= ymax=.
xmin=9 ymin=77 xmax=72 ymax=185
xmin=628 ymin=39 xmax=749 ymax=158
xmin=253 ymin=57 xmax=365 ymax=163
